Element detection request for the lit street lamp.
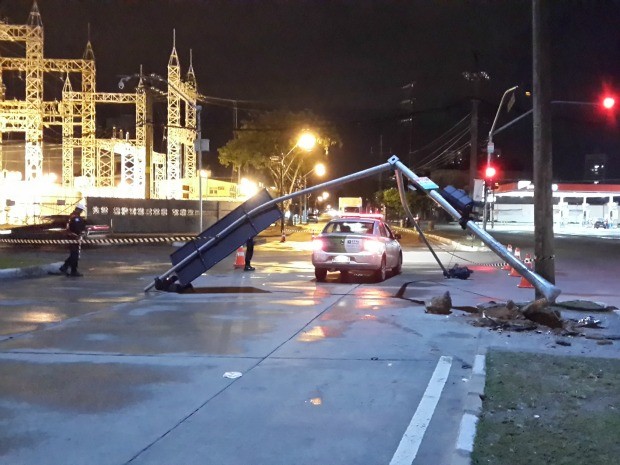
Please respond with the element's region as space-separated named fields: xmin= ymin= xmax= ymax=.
xmin=275 ymin=131 xmax=317 ymax=233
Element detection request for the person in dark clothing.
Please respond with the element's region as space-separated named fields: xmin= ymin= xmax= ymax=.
xmin=59 ymin=203 xmax=87 ymax=277
xmin=244 ymin=237 xmax=255 ymax=271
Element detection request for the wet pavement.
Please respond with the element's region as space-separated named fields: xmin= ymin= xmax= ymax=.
xmin=0 ymin=235 xmax=618 ymax=465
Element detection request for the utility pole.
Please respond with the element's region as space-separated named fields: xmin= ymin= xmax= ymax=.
xmin=233 ymin=100 xmax=240 ymax=183
xmin=378 ymin=134 xmax=384 ymax=191
xmin=400 ymin=82 xmax=416 ymax=166
xmin=463 ymin=69 xmax=489 ymax=197
xmin=532 ymin=0 xmax=556 ymax=289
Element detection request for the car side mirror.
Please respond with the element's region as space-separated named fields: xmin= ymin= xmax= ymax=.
xmin=395 ymin=233 xmax=402 ymax=240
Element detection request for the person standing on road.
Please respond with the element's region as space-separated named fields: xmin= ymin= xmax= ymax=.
xmin=244 ymin=236 xmax=255 ymax=271
xmin=59 ymin=203 xmax=87 ymax=277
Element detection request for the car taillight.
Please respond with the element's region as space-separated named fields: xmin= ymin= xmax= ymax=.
xmin=312 ymin=238 xmax=324 ymax=251
xmin=363 ymin=239 xmax=384 ymax=253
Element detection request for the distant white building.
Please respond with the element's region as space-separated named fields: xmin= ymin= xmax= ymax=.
xmin=491 ymin=181 xmax=620 ymax=227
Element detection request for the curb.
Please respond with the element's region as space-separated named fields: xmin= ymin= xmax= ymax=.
xmin=452 ymin=353 xmax=486 ymax=465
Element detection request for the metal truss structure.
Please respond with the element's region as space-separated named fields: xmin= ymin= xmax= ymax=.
xmin=0 ymin=2 xmax=198 ymax=199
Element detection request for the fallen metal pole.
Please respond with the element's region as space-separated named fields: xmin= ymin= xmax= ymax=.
xmin=145 ymin=161 xmax=397 ymax=291
xmin=393 ymin=159 xmax=561 ymax=302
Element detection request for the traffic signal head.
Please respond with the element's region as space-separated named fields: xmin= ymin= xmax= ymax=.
xmin=484 ymin=165 xmax=497 ymax=180
xmin=603 ymin=96 xmax=615 ymax=109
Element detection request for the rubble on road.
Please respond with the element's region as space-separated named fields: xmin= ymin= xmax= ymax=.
xmin=422 ymin=293 xmax=617 ymax=343
xmin=425 ymin=291 xmax=452 ymax=314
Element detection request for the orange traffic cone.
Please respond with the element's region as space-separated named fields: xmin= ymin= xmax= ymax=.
xmin=508 ymin=247 xmax=521 ymax=277
xmin=518 ymin=257 xmax=534 ymax=289
xmin=502 ymin=244 xmax=513 ymax=270
xmin=234 ymin=246 xmax=246 ymax=268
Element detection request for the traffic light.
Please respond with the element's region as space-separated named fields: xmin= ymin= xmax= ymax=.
xmin=440 ymin=185 xmax=475 ymax=229
xmin=484 ymin=165 xmax=497 ymax=180
xmin=602 ymin=96 xmax=615 ymax=109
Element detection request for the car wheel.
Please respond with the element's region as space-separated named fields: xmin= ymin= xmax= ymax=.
xmin=315 ymin=268 xmax=327 ymax=282
xmin=393 ymin=252 xmax=402 ymax=275
xmin=374 ymin=256 xmax=387 ymax=282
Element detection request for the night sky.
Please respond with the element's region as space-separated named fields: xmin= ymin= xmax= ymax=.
xmin=1 ymin=0 xmax=618 ymax=193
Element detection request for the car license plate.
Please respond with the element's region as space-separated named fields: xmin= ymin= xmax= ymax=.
xmin=345 ymin=238 xmax=361 ymax=252
xmin=333 ymin=255 xmax=350 ymax=264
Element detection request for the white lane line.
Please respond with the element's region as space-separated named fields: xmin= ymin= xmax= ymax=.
xmin=389 ymin=355 xmax=453 ymax=465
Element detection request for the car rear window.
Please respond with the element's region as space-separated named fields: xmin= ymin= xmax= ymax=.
xmin=324 ymin=221 xmax=375 ymax=234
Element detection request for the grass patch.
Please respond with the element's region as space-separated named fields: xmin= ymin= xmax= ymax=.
xmin=472 ymin=350 xmax=620 ymax=465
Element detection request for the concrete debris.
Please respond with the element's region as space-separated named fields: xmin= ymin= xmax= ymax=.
xmin=554 ymin=300 xmax=616 ymax=312
xmin=451 ymin=305 xmax=479 ymax=313
xmin=521 ymin=298 xmax=563 ymax=329
xmin=432 ymin=295 xmax=614 ymax=343
xmin=425 ymin=291 xmax=452 ymax=314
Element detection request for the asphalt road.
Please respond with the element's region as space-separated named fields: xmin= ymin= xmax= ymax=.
xmin=0 ymin=231 xmax=618 ymax=465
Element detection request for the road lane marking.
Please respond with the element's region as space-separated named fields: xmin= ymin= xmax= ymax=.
xmin=389 ymin=355 xmax=453 ymax=465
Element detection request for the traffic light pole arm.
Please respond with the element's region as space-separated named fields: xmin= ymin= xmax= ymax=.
xmin=494 ymin=99 xmax=611 ymax=137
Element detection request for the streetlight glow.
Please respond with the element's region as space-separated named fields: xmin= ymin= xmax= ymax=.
xmin=314 ymin=163 xmax=326 ymax=177
xmin=239 ymin=177 xmax=258 ymax=198
xmin=297 ymin=132 xmax=317 ymax=151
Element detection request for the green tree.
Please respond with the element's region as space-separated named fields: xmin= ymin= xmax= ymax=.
xmin=218 ymin=110 xmax=340 ymax=202
xmin=375 ymin=187 xmax=435 ymax=221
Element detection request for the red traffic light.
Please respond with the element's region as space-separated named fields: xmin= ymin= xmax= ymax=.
xmin=602 ymin=96 xmax=615 ymax=109
xmin=485 ymin=165 xmax=497 ymax=179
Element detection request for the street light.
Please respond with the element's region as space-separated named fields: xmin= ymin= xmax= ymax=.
xmin=484 ymin=85 xmax=518 ymax=230
xmin=297 ymin=132 xmax=317 ymax=151
xmin=277 ymin=131 xmax=317 ymax=233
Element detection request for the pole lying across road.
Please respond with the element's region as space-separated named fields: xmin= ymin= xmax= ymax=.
xmin=148 ymin=155 xmax=561 ymax=302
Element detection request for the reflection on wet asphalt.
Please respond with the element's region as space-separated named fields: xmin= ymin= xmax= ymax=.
xmin=0 ymin=359 xmax=187 ymax=413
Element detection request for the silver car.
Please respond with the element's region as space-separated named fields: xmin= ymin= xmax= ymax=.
xmin=312 ymin=218 xmax=402 ymax=282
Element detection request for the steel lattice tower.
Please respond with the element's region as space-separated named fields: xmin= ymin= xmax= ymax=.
xmin=0 ymin=2 xmax=197 ymax=199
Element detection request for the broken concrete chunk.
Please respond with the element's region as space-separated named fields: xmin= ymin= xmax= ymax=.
xmin=482 ymin=303 xmax=525 ymax=322
xmin=521 ymin=298 xmax=564 ymax=329
xmin=425 ymin=291 xmax=452 ymax=314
